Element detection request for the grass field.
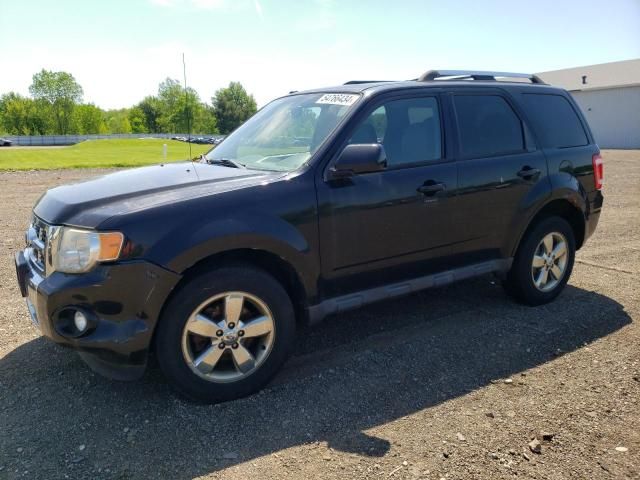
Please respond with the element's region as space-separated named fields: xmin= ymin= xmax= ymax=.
xmin=0 ymin=139 xmax=211 ymax=170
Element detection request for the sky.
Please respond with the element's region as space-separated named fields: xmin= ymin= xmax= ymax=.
xmin=1 ymin=0 xmax=639 ymax=110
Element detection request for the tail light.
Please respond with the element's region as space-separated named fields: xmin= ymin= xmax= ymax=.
xmin=592 ymin=153 xmax=604 ymax=190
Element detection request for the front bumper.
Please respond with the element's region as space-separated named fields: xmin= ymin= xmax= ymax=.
xmin=15 ymin=251 xmax=181 ymax=379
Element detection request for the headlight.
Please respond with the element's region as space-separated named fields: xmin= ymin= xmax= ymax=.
xmin=53 ymin=228 xmax=124 ymax=273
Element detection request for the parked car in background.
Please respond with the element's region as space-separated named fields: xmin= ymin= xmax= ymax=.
xmin=0 ymin=138 xmax=12 ymax=146
xmin=170 ymin=135 xmax=224 ymax=145
xmin=15 ymin=69 xmax=603 ymax=403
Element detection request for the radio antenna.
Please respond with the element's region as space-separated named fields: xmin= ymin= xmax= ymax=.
xmin=182 ymin=52 xmax=192 ymax=160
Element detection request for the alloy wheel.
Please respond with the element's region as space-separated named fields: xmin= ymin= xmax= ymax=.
xmin=531 ymin=231 xmax=569 ymax=292
xmin=181 ymin=292 xmax=275 ymax=382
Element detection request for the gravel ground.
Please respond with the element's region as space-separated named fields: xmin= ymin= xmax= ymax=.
xmin=0 ymin=151 xmax=638 ymax=479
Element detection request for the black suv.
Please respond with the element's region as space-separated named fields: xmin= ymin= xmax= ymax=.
xmin=15 ymin=70 xmax=604 ymax=402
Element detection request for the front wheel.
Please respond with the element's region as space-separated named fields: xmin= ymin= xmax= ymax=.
xmin=155 ymin=266 xmax=296 ymax=403
xmin=503 ymin=216 xmax=576 ymax=306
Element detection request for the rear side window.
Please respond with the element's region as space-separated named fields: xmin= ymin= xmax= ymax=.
xmin=521 ymin=94 xmax=588 ymax=148
xmin=454 ymin=95 xmax=525 ymax=158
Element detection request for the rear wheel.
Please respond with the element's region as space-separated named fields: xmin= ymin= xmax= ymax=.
xmin=503 ymin=216 xmax=575 ymax=305
xmin=155 ymin=266 xmax=295 ymax=403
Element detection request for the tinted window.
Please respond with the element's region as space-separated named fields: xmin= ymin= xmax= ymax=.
xmin=349 ymin=97 xmax=441 ymax=166
xmin=521 ymin=93 xmax=588 ymax=148
xmin=368 ymin=106 xmax=387 ymax=140
xmin=454 ymin=95 xmax=524 ymax=158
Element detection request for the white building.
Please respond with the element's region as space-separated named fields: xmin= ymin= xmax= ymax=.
xmin=537 ymin=59 xmax=640 ymax=149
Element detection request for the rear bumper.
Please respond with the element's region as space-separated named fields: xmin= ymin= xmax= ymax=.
xmin=584 ymin=190 xmax=603 ymax=244
xmin=15 ymin=251 xmax=181 ymax=378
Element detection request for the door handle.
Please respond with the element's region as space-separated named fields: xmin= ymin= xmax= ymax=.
xmin=517 ymin=167 xmax=541 ymax=179
xmin=417 ymin=182 xmax=446 ymax=195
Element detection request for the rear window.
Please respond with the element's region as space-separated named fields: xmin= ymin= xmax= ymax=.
xmin=454 ymin=95 xmax=525 ymax=158
xmin=521 ymin=94 xmax=588 ymax=148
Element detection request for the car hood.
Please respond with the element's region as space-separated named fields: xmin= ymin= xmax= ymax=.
xmin=34 ymin=162 xmax=285 ymax=228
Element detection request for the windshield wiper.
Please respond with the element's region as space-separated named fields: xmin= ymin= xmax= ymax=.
xmin=201 ymin=155 xmax=245 ymax=169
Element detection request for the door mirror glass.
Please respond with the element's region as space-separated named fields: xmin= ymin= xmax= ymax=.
xmin=330 ymin=144 xmax=387 ymax=178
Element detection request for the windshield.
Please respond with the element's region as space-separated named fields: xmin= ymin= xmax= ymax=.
xmin=205 ymin=92 xmax=360 ymax=172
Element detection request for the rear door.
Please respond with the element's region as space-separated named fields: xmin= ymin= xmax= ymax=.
xmin=447 ymin=89 xmax=549 ymax=263
xmin=518 ymin=92 xmax=597 ymax=194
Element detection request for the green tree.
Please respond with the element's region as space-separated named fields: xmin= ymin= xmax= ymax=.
xmin=0 ymin=93 xmax=50 ymax=135
xmin=173 ymin=90 xmax=215 ymax=133
xmin=73 ymin=103 xmax=107 ymax=134
xmin=156 ymin=78 xmax=183 ymax=132
xmin=155 ymin=78 xmax=207 ymax=133
xmin=105 ymin=109 xmax=132 ymax=134
xmin=29 ymin=69 xmax=83 ymax=134
xmin=212 ymin=82 xmax=257 ymax=134
xmin=158 ymin=78 xmax=183 ymax=111
xmin=133 ymin=79 xmax=218 ymax=134
xmin=136 ymin=96 xmax=163 ymax=133
xmin=128 ymin=106 xmax=147 ymax=133
xmin=194 ymin=104 xmax=218 ymax=134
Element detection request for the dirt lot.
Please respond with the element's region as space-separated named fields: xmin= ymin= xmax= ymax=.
xmin=0 ymin=151 xmax=638 ymax=479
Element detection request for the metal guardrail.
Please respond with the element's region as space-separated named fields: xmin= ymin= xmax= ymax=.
xmin=1 ymin=133 xmax=222 ymax=146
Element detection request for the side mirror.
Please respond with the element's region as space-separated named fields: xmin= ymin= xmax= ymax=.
xmin=329 ymin=144 xmax=387 ymax=179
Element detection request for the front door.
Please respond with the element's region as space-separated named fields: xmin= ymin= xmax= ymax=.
xmin=316 ymin=93 xmax=458 ymax=295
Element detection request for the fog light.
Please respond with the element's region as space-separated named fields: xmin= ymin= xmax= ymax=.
xmin=74 ymin=310 xmax=88 ymax=332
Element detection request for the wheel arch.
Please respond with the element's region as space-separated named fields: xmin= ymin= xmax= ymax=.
xmin=151 ymin=249 xmax=310 ymax=352
xmin=511 ymin=198 xmax=586 ymax=258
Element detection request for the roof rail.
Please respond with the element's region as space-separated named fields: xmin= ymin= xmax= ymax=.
xmin=343 ymin=80 xmax=393 ymax=85
xmin=418 ymin=70 xmax=545 ymax=84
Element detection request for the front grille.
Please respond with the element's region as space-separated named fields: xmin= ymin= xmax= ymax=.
xmin=26 ymin=216 xmax=49 ymax=274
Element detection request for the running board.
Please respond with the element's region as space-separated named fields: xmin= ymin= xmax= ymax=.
xmin=308 ymin=258 xmax=512 ymax=325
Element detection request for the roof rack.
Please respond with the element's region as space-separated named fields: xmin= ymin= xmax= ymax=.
xmin=343 ymin=80 xmax=393 ymax=85
xmin=418 ymin=70 xmax=545 ymax=84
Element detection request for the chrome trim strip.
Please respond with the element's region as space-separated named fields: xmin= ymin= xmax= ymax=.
xmin=25 ymin=217 xmax=61 ymax=276
xmin=45 ymin=225 xmax=62 ymax=275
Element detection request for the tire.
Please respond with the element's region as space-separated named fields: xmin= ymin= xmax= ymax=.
xmin=155 ymin=265 xmax=296 ymax=403
xmin=503 ymin=216 xmax=576 ymax=306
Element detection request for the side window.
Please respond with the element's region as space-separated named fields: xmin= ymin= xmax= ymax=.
xmin=369 ymin=106 xmax=387 ymax=141
xmin=454 ymin=95 xmax=525 ymax=158
xmin=348 ymin=97 xmax=441 ymax=166
xmin=520 ymin=94 xmax=588 ymax=148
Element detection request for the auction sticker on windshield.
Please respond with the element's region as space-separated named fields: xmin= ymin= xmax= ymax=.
xmin=316 ymin=93 xmax=359 ymax=106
